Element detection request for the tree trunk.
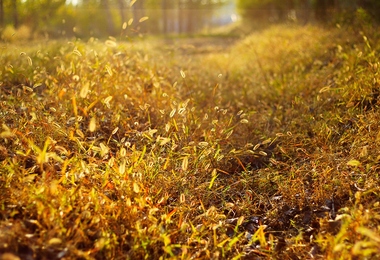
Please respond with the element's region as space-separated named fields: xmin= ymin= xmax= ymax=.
xmin=315 ymin=0 xmax=328 ymax=22
xmin=117 ymin=0 xmax=126 ymax=24
xmin=0 ymin=0 xmax=3 ymax=27
xmin=101 ymin=0 xmax=115 ymax=35
xmin=178 ymin=0 xmax=184 ymax=33
xmin=186 ymin=0 xmax=198 ymax=33
xmin=162 ymin=0 xmax=168 ymax=33
xmin=13 ymin=0 xmax=19 ymax=28
xmin=297 ymin=0 xmax=311 ymax=24
xmin=133 ymin=0 xmax=146 ymax=32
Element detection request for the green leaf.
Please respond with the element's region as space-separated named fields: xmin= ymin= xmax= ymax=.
xmin=347 ymin=160 xmax=361 ymax=166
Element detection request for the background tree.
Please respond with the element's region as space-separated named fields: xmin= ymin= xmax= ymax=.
xmin=236 ymin=0 xmax=380 ymax=25
xmin=12 ymin=0 xmax=18 ymax=28
xmin=0 ymin=0 xmax=4 ymax=27
xmin=0 ymin=0 xmax=234 ymax=38
xmin=0 ymin=0 xmax=21 ymax=29
xmin=100 ymin=0 xmax=116 ymax=35
xmin=133 ymin=0 xmax=146 ymax=32
xmin=161 ymin=0 xmax=168 ymax=33
xmin=357 ymin=0 xmax=380 ymax=21
xmin=117 ymin=0 xmax=126 ymax=25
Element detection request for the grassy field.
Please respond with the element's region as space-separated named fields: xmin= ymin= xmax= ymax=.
xmin=1 ymin=21 xmax=380 ymax=259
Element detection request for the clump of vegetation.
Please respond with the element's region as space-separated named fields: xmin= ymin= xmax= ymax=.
xmin=1 ymin=25 xmax=31 ymax=42
xmin=1 ymin=22 xmax=380 ymax=259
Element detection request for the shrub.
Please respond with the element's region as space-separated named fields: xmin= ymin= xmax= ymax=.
xmin=1 ymin=25 xmax=17 ymax=42
xmin=1 ymin=24 xmax=31 ymax=42
xmin=15 ymin=25 xmax=31 ymax=41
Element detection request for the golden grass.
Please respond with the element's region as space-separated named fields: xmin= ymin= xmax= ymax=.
xmin=0 ymin=23 xmax=380 ymax=259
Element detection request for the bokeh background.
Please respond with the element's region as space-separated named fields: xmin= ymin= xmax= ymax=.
xmin=1 ymin=0 xmax=380 ymax=40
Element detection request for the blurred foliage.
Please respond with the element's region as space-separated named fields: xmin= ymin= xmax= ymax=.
xmin=1 ymin=0 xmax=380 ymax=40
xmin=0 ymin=0 xmax=230 ymax=40
xmin=236 ymin=0 xmax=380 ymax=25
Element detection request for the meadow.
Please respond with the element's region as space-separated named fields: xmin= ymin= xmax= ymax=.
xmin=1 ymin=21 xmax=380 ymax=259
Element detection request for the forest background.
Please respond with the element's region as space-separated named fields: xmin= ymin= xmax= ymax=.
xmin=1 ymin=0 xmax=380 ymax=41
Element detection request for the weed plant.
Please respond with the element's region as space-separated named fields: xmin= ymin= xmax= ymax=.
xmin=0 ymin=22 xmax=380 ymax=259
